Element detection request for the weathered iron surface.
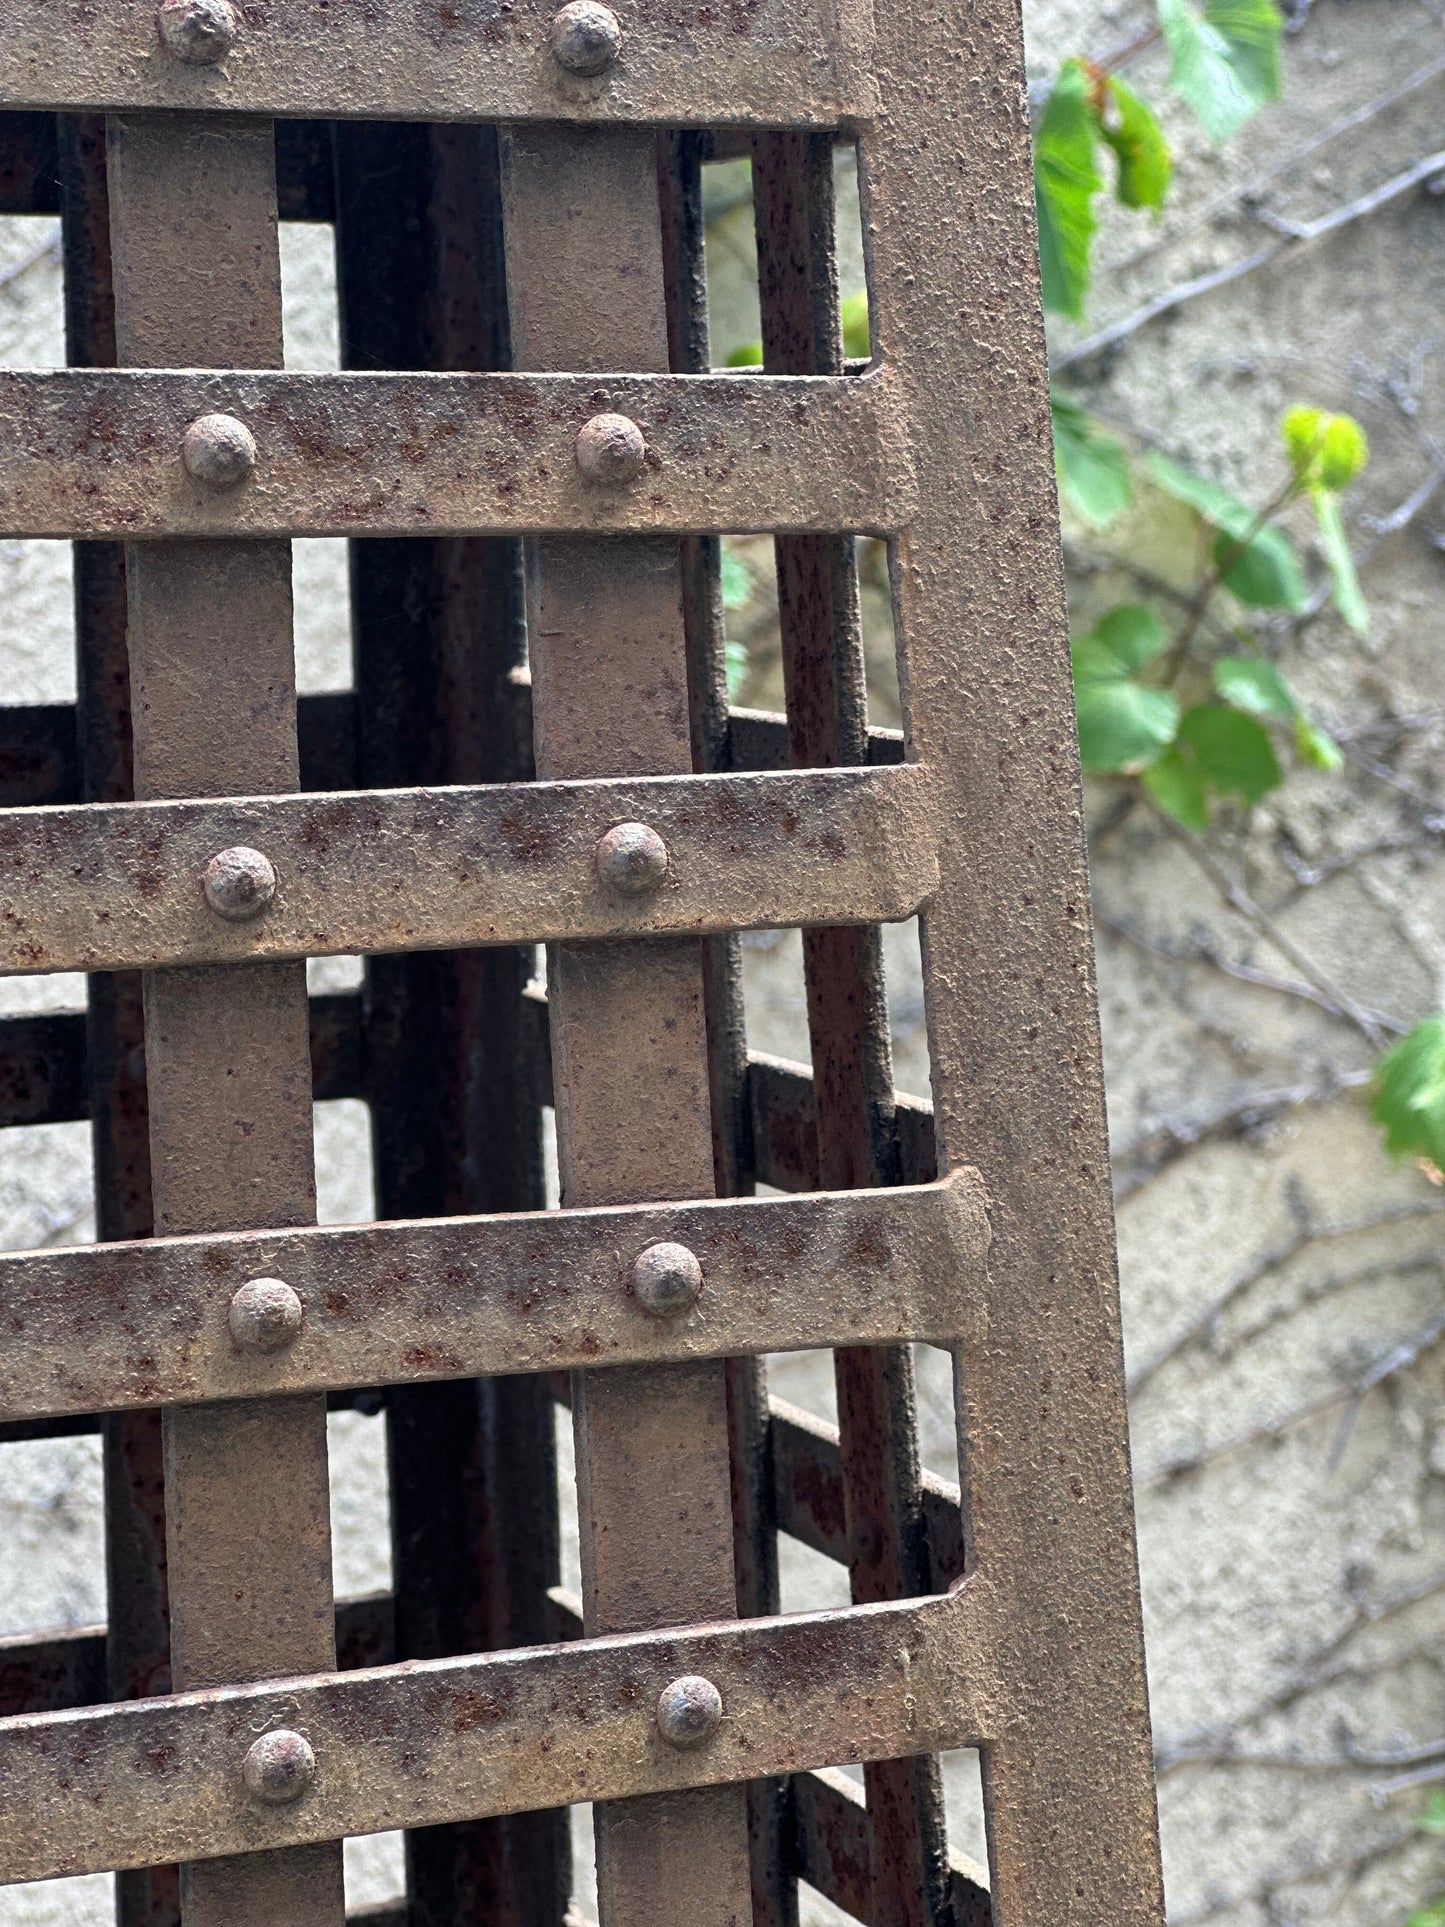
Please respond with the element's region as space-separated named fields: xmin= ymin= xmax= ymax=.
xmin=499 ymin=117 xmax=754 ymax=1927
xmin=0 ymin=1591 xmax=987 ymax=1886
xmin=0 ymin=368 xmax=903 ymax=538
xmin=0 ymin=0 xmax=875 ymax=126
xmin=107 ymin=109 xmax=344 ymax=1924
xmin=0 ymin=765 xmax=932 ymax=975
xmin=0 ymin=1173 xmax=985 ymax=1420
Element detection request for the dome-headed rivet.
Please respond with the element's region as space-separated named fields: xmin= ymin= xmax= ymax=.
xmin=595 ymin=822 xmax=668 ymax=897
xmin=228 ymin=1279 xmax=303 ymax=1355
xmin=632 ymin=1242 xmax=703 ymax=1318
xmin=575 ymin=412 xmax=646 ymax=486
xmin=549 ymin=1 xmax=623 ymax=77
xmin=203 ymin=846 xmax=277 ymax=922
xmin=157 ymin=0 xmax=237 ymax=65
xmin=656 ymin=1675 xmax=723 ymax=1750
xmin=243 ymin=1729 xmax=315 ymax=1805
xmin=182 ymin=413 xmax=256 ymax=490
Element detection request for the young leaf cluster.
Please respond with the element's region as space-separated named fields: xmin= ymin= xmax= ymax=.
xmin=1034 ymin=0 xmax=1283 ymax=318
xmin=1069 ymin=407 xmax=1366 ymax=828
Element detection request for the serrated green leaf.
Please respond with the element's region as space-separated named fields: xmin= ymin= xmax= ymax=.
xmin=840 ymin=290 xmax=871 ymax=360
xmin=1293 ymin=715 xmax=1343 ymax=771
xmin=1034 ymin=59 xmax=1104 ymax=319
xmin=1148 ymin=449 xmax=1254 ymax=528
xmin=1312 ymin=487 xmax=1369 ymax=636
xmin=1074 ymin=678 xmax=1180 ymax=773
xmin=1077 ymin=603 xmax=1171 ymax=672
xmin=1176 ymin=703 xmax=1283 ymax=802
xmin=1214 ymin=655 xmax=1298 ymax=718
xmin=1372 ymin=1013 xmax=1445 ymax=1177
xmin=1143 ymin=746 xmax=1210 ymax=827
xmin=1052 ymin=390 xmax=1134 ymax=526
xmin=720 ymin=548 xmax=752 ymax=610
xmin=1214 ymin=522 xmax=1309 ymax=610
xmin=1157 ymin=0 xmax=1283 ymax=144
xmin=726 ymin=341 xmax=763 ymax=368
xmin=1149 ymin=451 xmax=1306 ymax=609
xmin=1102 ymin=76 xmax=1174 ymax=209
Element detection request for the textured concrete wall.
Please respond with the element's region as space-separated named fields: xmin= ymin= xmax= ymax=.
xmin=0 ymin=2 xmax=1442 ymax=1920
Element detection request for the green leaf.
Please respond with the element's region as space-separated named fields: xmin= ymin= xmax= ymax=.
xmin=1215 ymin=523 xmax=1308 ymax=610
xmin=1293 ymin=715 xmax=1343 ymax=771
xmin=720 ymin=548 xmax=752 ymax=610
xmin=1157 ymin=0 xmax=1283 ymax=144
xmin=726 ymin=341 xmax=763 ymax=368
xmin=1372 ymin=1013 xmax=1445 ymax=1177
xmin=840 ymin=291 xmax=871 ymax=360
xmin=1148 ymin=450 xmax=1307 ymax=610
xmin=1214 ymin=655 xmax=1297 ymax=718
xmin=1034 ymin=59 xmax=1104 ymax=319
xmin=1312 ymin=488 xmax=1369 ymax=635
xmin=1406 ymin=1904 xmax=1445 ymax=1927
xmin=1052 ymin=390 xmax=1134 ymax=526
xmin=1419 ymin=1790 xmax=1445 ymax=1837
xmin=1143 ymin=746 xmax=1210 ymax=827
xmin=1076 ymin=603 xmax=1170 ymax=672
xmin=1176 ymin=703 xmax=1283 ymax=802
xmin=1101 ymin=76 xmax=1174 ymax=209
xmin=1074 ymin=678 xmax=1180 ymax=774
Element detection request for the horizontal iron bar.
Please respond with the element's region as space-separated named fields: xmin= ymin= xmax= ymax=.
xmin=729 ymin=707 xmax=904 ymax=773
xmin=747 ymin=1049 xmax=937 ymax=1192
xmin=0 ymin=0 xmax=875 ymax=127
xmin=0 ymin=370 xmax=905 ymax=539
xmin=0 ymin=1172 xmax=984 ymax=1420
xmin=769 ymin=1398 xmax=966 ymax=1592
xmin=0 ymin=1591 xmax=983 ymax=1886
xmin=793 ymin=1764 xmax=990 ymax=1920
xmin=0 ymin=765 xmax=934 ymax=977
xmin=0 ymin=1594 xmax=397 ymax=1722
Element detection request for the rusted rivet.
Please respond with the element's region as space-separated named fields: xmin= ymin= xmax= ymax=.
xmin=228 ymin=1278 xmax=303 ymax=1355
xmin=243 ymin=1729 xmax=315 ymax=1806
xmin=575 ymin=412 xmax=646 ymax=487
xmin=182 ymin=413 xmax=256 ymax=490
xmin=549 ymin=1 xmax=623 ymax=76
xmin=157 ymin=0 xmax=237 ymax=64
xmin=596 ymin=822 xmax=668 ymax=897
xmin=656 ymin=1675 xmax=723 ymax=1750
xmin=203 ymin=846 xmax=277 ymax=922
xmin=632 ymin=1242 xmax=703 ymax=1318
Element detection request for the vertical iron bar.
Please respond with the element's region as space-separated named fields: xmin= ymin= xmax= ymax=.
xmin=657 ymin=127 xmax=799 ymax=1927
xmin=751 ymin=129 xmax=950 ymax=1927
xmin=859 ymin=0 xmax=1167 ymax=1913
xmin=59 ymin=108 xmax=178 ymax=1927
xmin=331 ymin=116 xmax=568 ymax=1927
xmin=498 ymin=121 xmax=753 ymax=1927
xmin=106 ymin=112 xmax=344 ymax=1927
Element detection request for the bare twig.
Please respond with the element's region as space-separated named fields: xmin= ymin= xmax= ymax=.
xmin=1127 ymin=1199 xmax=1445 ymax=1394
xmin=1054 ymin=150 xmax=1445 ymax=372
xmin=1104 ymin=53 xmax=1445 ymax=275
xmin=1113 ymin=1070 xmax=1372 ymax=1201
xmin=1154 ymin=809 xmax=1401 ymax=1049
xmin=0 ymin=226 xmax=61 ymax=298
xmin=1144 ymin=1299 xmax=1445 ymax=1485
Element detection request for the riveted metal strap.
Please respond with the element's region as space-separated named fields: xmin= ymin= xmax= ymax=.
xmin=0 ymin=369 xmax=906 ymax=539
xmin=0 ymin=1170 xmax=986 ymax=1421
xmin=0 ymin=0 xmax=877 ymax=127
xmin=0 ymin=1590 xmax=986 ymax=1887
xmin=0 ymin=765 xmax=934 ymax=976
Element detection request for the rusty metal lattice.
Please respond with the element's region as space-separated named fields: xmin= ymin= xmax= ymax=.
xmin=0 ymin=5 xmax=1166 ymax=1925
